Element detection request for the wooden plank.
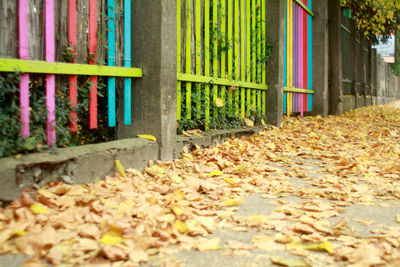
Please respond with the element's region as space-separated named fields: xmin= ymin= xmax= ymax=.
xmin=240 ymin=0 xmax=245 ymax=118
xmin=283 ymin=0 xmax=287 ymax=114
xmin=261 ymin=0 xmax=266 ymax=116
xmin=307 ymin=0 xmax=312 ymax=111
xmin=177 ymin=0 xmax=182 ymax=120
xmin=0 ymin=58 xmax=142 ymax=77
xmin=177 ymin=73 xmax=269 ymax=90
xmin=68 ymin=0 xmax=78 ymax=132
xmin=220 ymin=0 xmax=226 ymax=117
xmin=45 ymin=0 xmax=56 ymax=146
xmin=234 ymin=0 xmax=239 ymax=116
xmin=124 ymin=0 xmax=132 ymax=125
xmin=212 ymin=0 xmax=218 ymax=118
xmin=246 ymin=0 xmax=251 ymax=115
xmin=227 ymin=0 xmax=233 ymax=117
xmin=195 ymin=0 xmax=201 ymax=119
xmin=89 ymin=0 xmax=97 ymax=129
xmin=107 ymin=0 xmax=116 ymax=126
xmin=256 ymin=0 xmax=261 ymax=114
xmin=251 ymin=0 xmax=256 ymax=114
xmin=294 ymin=0 xmax=314 ymax=16
xmin=185 ymin=0 xmax=192 ymax=119
xmin=303 ymin=0 xmax=308 ymax=112
xmin=19 ymin=0 xmax=30 ymax=138
xmin=204 ymin=0 xmax=210 ymax=128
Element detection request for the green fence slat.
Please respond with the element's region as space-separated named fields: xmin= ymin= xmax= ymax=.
xmin=205 ymin=0 xmax=210 ymax=129
xmin=195 ymin=0 xmax=201 ymax=119
xmin=185 ymin=0 xmax=192 ymax=119
xmin=213 ymin=0 xmax=218 ymax=118
xmin=227 ymin=0 xmax=233 ymax=117
xmin=246 ymin=0 xmax=251 ymax=115
xmin=252 ymin=0 xmax=256 ymax=114
xmin=234 ymin=0 xmax=239 ymax=117
xmin=177 ymin=0 xmax=182 ymax=120
xmin=257 ymin=0 xmax=261 ymax=113
xmin=240 ymin=0 xmax=245 ymax=118
xmin=220 ymin=0 xmax=226 ymax=117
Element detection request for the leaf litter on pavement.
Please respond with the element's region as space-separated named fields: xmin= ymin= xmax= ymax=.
xmin=0 ymin=105 xmax=400 ymax=266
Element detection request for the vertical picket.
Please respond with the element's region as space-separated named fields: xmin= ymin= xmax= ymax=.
xmin=261 ymin=0 xmax=266 ymax=116
xmin=45 ymin=0 xmax=56 ymax=146
xmin=107 ymin=0 xmax=116 ymax=126
xmin=195 ymin=0 xmax=201 ymax=119
xmin=124 ymin=0 xmax=132 ymax=125
xmin=246 ymin=0 xmax=251 ymax=115
xmin=240 ymin=0 xmax=245 ymax=118
xmin=220 ymin=0 xmax=226 ymax=117
xmin=303 ymin=0 xmax=308 ymax=112
xmin=185 ymin=0 xmax=192 ymax=119
xmin=212 ymin=0 xmax=218 ymax=118
xmin=284 ymin=0 xmax=287 ymax=115
xmin=308 ymin=0 xmax=313 ymax=111
xmin=89 ymin=0 xmax=98 ymax=129
xmin=256 ymin=0 xmax=261 ymax=114
xmin=19 ymin=0 xmax=30 ymax=138
xmin=299 ymin=4 xmax=304 ymax=116
xmin=68 ymin=0 xmax=78 ymax=131
xmin=227 ymin=0 xmax=233 ymax=117
xmin=177 ymin=0 xmax=182 ymax=120
xmin=234 ymin=0 xmax=239 ymax=117
xmin=251 ymin=0 xmax=256 ymax=113
xmin=204 ymin=0 xmax=210 ymax=128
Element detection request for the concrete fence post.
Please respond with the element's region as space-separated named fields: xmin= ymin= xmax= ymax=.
xmin=312 ymin=0 xmax=329 ymax=116
xmin=117 ymin=0 xmax=177 ymax=160
xmin=328 ymin=0 xmax=343 ymax=115
xmin=265 ymin=0 xmax=284 ymax=126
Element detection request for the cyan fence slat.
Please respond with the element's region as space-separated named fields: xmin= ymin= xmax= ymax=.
xmin=108 ymin=0 xmax=116 ymax=127
xmin=124 ymin=0 xmax=132 ymax=125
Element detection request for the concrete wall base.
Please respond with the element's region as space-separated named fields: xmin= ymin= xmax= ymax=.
xmin=0 ymin=138 xmax=159 ymax=201
xmin=343 ymin=95 xmax=355 ymax=112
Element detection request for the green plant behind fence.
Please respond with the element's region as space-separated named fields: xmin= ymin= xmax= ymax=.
xmin=177 ymin=0 xmax=269 ymax=132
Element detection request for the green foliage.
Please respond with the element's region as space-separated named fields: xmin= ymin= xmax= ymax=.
xmin=342 ymin=0 xmax=400 ymax=42
xmin=0 ymin=72 xmax=115 ymax=158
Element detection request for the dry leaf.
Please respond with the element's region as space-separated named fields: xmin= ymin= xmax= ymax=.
xmin=222 ymin=198 xmax=245 ymax=206
xmin=137 ymin=134 xmax=157 ymax=142
xmin=194 ymin=238 xmax=221 ymax=251
xmin=270 ymin=255 xmax=311 ymax=267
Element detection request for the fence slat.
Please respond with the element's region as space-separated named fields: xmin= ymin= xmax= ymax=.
xmin=89 ymin=0 xmax=98 ymax=129
xmin=185 ymin=0 xmax=192 ymax=119
xmin=220 ymin=0 xmax=226 ymax=117
xmin=177 ymin=0 xmax=182 ymax=120
xmin=19 ymin=0 xmax=30 ymax=138
xmin=195 ymin=0 xmax=201 ymax=119
xmin=124 ymin=0 xmax=132 ymax=125
xmin=68 ymin=0 xmax=78 ymax=131
xmin=204 ymin=0 xmax=210 ymax=128
xmin=251 ymin=0 xmax=256 ymax=114
xmin=261 ymin=0 xmax=266 ymax=116
xmin=246 ymin=0 xmax=251 ymax=115
xmin=234 ymin=0 xmax=239 ymax=116
xmin=107 ymin=0 xmax=116 ymax=127
xmin=307 ymin=0 xmax=312 ymax=111
xmin=256 ymin=0 xmax=261 ymax=114
xmin=45 ymin=0 xmax=56 ymax=146
xmin=212 ymin=0 xmax=218 ymax=118
xmin=240 ymin=0 xmax=245 ymax=118
xmin=299 ymin=3 xmax=304 ymax=116
xmin=227 ymin=0 xmax=233 ymax=117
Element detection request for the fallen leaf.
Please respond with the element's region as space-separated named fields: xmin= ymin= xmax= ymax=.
xmin=174 ymin=220 xmax=189 ymax=234
xmin=137 ymin=134 xmax=157 ymax=142
xmin=244 ymin=118 xmax=254 ymax=127
xmin=222 ymin=198 xmax=245 ymax=206
xmin=30 ymin=203 xmax=49 ymax=214
xmin=194 ymin=238 xmax=221 ymax=251
xmin=208 ymin=170 xmax=223 ymax=177
xmin=270 ymin=255 xmax=311 ymax=267
xmin=100 ymin=225 xmax=123 ymax=245
xmin=114 ymin=160 xmax=127 ymax=178
xmin=303 ymin=241 xmax=334 ymax=253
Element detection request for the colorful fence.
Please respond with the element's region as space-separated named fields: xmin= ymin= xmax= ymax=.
xmin=177 ymin=0 xmax=268 ymax=129
xmin=284 ymin=0 xmax=314 ymax=116
xmin=0 ymin=0 xmax=142 ymax=146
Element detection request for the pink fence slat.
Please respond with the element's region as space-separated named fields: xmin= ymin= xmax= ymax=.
xmin=68 ymin=0 xmax=78 ymax=132
xmin=45 ymin=0 xmax=56 ymax=146
xmin=19 ymin=0 xmax=30 ymax=138
xmin=89 ymin=0 xmax=98 ymax=129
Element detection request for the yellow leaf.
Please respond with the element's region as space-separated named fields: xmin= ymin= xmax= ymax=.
xmin=137 ymin=134 xmax=157 ymax=142
xmin=194 ymin=238 xmax=221 ymax=251
xmin=171 ymin=175 xmax=182 ymax=183
xmin=244 ymin=118 xmax=254 ymax=127
xmin=303 ymin=241 xmax=334 ymax=253
xmin=261 ymin=118 xmax=266 ymax=126
xmin=12 ymin=230 xmax=27 ymax=236
xmin=223 ymin=177 xmax=237 ymax=185
xmin=182 ymin=153 xmax=193 ymax=160
xmin=100 ymin=225 xmax=123 ymax=245
xmin=171 ymin=205 xmax=183 ymax=216
xmin=396 ymin=214 xmax=400 ymax=223
xmin=174 ymin=220 xmax=189 ymax=234
xmin=270 ymin=255 xmax=311 ymax=267
xmin=236 ymin=164 xmax=247 ymax=171
xmin=222 ymin=198 xmax=245 ymax=207
xmin=13 ymin=154 xmax=22 ymax=159
xmin=114 ymin=160 xmax=127 ymax=178
xmin=246 ymin=214 xmax=269 ymax=227
xmin=215 ymin=98 xmax=224 ymax=107
xmin=208 ymin=170 xmax=223 ymax=177
xmin=173 ymin=189 xmax=185 ymax=201
xmin=30 ymin=203 xmax=49 ymax=214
